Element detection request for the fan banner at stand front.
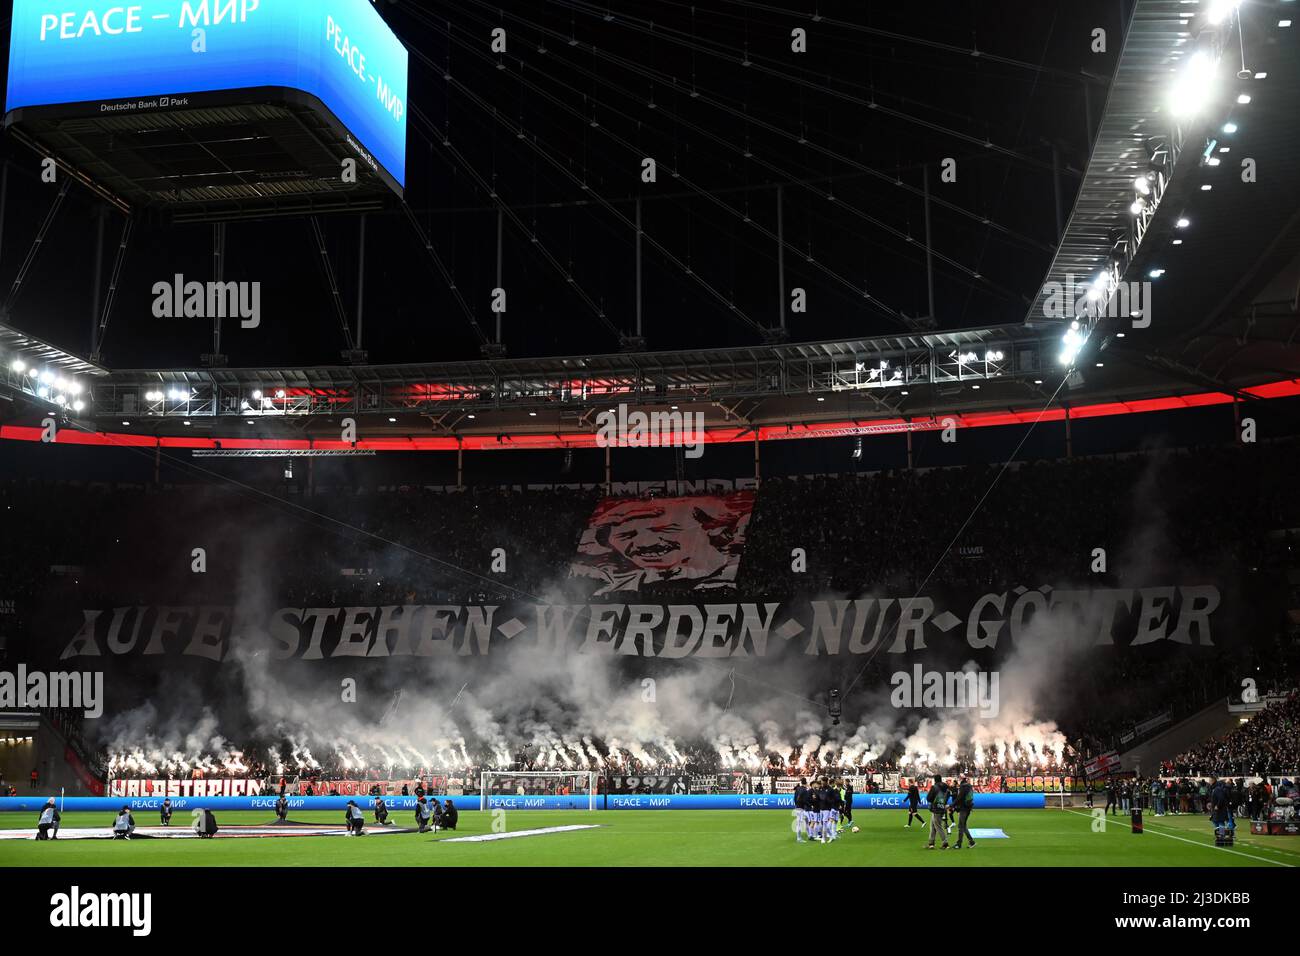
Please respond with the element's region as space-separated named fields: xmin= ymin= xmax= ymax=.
xmin=570 ymin=493 xmax=755 ymax=594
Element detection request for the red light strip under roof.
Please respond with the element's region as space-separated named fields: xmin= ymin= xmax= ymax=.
xmin=3 ymin=379 xmax=1297 ymax=452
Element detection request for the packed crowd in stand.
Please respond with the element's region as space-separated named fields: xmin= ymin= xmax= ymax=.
xmin=3 ymin=438 xmax=1299 ymax=785
xmin=1166 ymin=690 xmax=1300 ymax=776
xmin=738 ymin=440 xmax=1300 ymax=595
xmin=4 ymin=437 xmax=1298 ymax=606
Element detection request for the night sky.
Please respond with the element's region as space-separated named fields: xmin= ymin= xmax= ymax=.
xmin=0 ymin=0 xmax=1115 ymax=369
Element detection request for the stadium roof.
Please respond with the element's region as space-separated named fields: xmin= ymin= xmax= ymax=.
xmin=1 ymin=0 xmax=1298 ymax=450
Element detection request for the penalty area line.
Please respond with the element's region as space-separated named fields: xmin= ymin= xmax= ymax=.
xmin=1064 ymin=809 xmax=1293 ymax=867
xmin=440 ymin=824 xmax=601 ymax=843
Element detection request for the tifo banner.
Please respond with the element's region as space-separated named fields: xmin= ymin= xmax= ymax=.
xmin=570 ymin=493 xmax=755 ymax=594
xmin=55 ymin=585 xmax=1224 ymax=661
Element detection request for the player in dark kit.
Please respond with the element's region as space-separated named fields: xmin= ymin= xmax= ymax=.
xmin=374 ymin=797 xmax=389 ymax=825
xmin=841 ymin=779 xmax=855 ymax=831
xmin=792 ymin=777 xmax=810 ymax=843
xmin=820 ymin=778 xmax=839 ymax=842
xmin=809 ymin=777 xmax=824 ymax=842
xmin=905 ymin=782 xmax=926 ymax=827
xmin=159 ymin=797 xmax=173 ymax=826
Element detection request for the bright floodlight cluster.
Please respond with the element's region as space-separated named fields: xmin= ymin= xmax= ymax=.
xmin=1058 ymin=0 xmax=1280 ymax=368
xmin=144 ymin=388 xmax=194 ymax=402
xmin=6 ymin=353 xmax=85 ymax=412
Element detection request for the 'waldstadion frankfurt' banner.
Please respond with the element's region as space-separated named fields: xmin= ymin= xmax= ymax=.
xmin=4 ymin=0 xmax=409 ymax=188
xmin=570 ymin=493 xmax=756 ymax=594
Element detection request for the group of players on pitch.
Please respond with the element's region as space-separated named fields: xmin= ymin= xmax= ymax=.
xmin=791 ymin=777 xmax=856 ymax=843
xmin=791 ymin=775 xmax=976 ymax=848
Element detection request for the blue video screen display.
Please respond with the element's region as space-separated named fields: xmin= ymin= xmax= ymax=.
xmin=5 ymin=0 xmax=409 ymax=188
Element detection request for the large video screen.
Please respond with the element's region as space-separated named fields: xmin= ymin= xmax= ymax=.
xmin=5 ymin=0 xmax=408 ymax=188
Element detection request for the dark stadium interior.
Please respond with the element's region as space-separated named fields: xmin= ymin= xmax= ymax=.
xmin=1 ymin=0 xmax=1299 ymax=898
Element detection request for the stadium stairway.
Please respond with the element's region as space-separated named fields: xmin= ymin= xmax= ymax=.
xmin=1117 ymin=698 xmax=1239 ymax=774
xmin=0 ymin=711 xmax=103 ymax=798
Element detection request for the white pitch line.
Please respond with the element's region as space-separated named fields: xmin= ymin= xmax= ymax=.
xmin=441 ymin=824 xmax=600 ymax=843
xmin=1063 ymin=809 xmax=1293 ymax=867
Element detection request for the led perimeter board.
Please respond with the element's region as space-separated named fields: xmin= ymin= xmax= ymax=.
xmin=4 ymin=0 xmax=409 ymax=214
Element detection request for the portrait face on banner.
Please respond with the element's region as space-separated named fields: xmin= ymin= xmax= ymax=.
xmin=570 ymin=493 xmax=755 ymax=594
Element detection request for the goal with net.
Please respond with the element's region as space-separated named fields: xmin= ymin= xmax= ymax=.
xmin=479 ymin=771 xmax=598 ymax=811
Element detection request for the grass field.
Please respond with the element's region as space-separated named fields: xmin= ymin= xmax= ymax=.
xmin=2 ymin=808 xmax=1295 ymax=867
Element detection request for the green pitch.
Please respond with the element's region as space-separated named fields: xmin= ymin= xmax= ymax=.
xmin=1 ymin=809 xmax=1295 ymax=867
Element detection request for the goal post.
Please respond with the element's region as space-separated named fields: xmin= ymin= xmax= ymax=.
xmin=479 ymin=771 xmax=598 ymax=811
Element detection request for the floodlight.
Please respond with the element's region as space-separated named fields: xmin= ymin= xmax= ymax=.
xmin=1207 ymin=0 xmax=1242 ymax=25
xmin=1168 ymin=50 xmax=1218 ymax=117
